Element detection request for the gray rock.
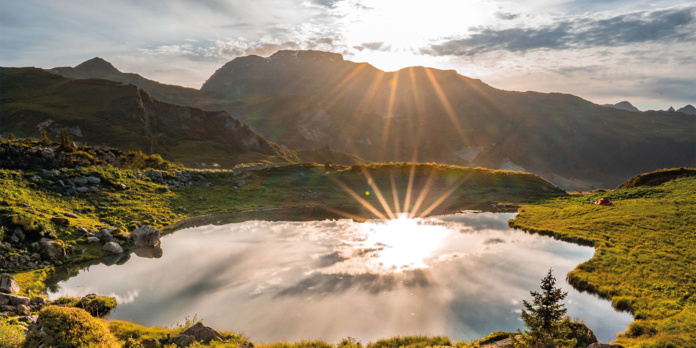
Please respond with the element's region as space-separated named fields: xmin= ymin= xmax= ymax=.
xmin=30 ymin=253 xmax=41 ymax=260
xmin=0 ymin=305 xmax=15 ymax=312
xmin=12 ymin=227 xmax=25 ymax=242
xmin=39 ymin=238 xmax=66 ymax=262
xmin=102 ymin=242 xmax=123 ymax=254
xmin=31 ymin=297 xmax=48 ymax=305
xmin=0 ymin=274 xmax=20 ymax=294
xmin=87 ymin=237 xmax=100 ymax=243
xmin=95 ymin=229 xmax=114 ymax=243
xmin=30 ymin=175 xmax=41 ymax=182
xmin=43 ymin=169 xmax=60 ymax=175
xmin=140 ymin=338 xmax=160 ymax=348
xmin=16 ymin=304 xmax=30 ymax=315
xmin=18 ymin=314 xmax=38 ymax=323
xmin=3 ymin=242 xmax=11 ymax=249
xmin=76 ymin=187 xmax=88 ymax=193
xmin=84 ymin=176 xmax=101 ymax=184
xmin=131 ymin=226 xmax=161 ymax=247
xmin=0 ymin=293 xmax=30 ymax=306
xmin=72 ymin=177 xmax=88 ymax=185
xmin=66 ymin=186 xmax=77 ymax=195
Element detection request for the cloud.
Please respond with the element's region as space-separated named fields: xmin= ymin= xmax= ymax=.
xmin=426 ymin=7 xmax=696 ymax=56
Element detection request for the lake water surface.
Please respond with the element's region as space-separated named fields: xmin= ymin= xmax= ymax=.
xmin=49 ymin=212 xmax=632 ymax=344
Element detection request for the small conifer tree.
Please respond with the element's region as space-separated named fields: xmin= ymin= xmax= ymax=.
xmin=59 ymin=128 xmax=76 ymax=151
xmin=514 ymin=268 xmax=575 ymax=347
xmin=40 ymin=129 xmax=52 ymax=145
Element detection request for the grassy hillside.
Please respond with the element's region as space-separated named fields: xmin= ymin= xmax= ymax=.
xmin=509 ymin=170 xmax=696 ymax=347
xmin=0 ymin=67 xmax=295 ymax=168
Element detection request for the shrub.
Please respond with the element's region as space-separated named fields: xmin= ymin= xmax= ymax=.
xmin=23 ymin=305 xmax=118 ymax=348
xmin=53 ymin=295 xmax=117 ymax=317
xmin=625 ymin=321 xmax=658 ymax=338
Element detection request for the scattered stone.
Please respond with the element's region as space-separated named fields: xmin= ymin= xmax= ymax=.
xmin=131 ymin=226 xmax=161 ymax=247
xmin=236 ymin=341 xmax=255 ymax=348
xmin=12 ymin=227 xmax=25 ymax=243
xmin=51 ymin=217 xmax=69 ymax=225
xmin=31 ymin=297 xmax=48 ymax=306
xmin=0 ymin=305 xmax=15 ymax=312
xmin=39 ymin=238 xmax=66 ymax=262
xmin=85 ymin=176 xmax=101 ymax=184
xmin=102 ymin=242 xmax=123 ymax=254
xmin=30 ymin=253 xmax=41 ymax=260
xmin=18 ymin=314 xmax=38 ymax=323
xmin=18 ymin=203 xmax=31 ymax=207
xmin=66 ymin=187 xmax=77 ymax=195
xmin=171 ymin=334 xmax=196 ymax=347
xmin=16 ymin=304 xmax=30 ymax=315
xmin=182 ymin=322 xmax=227 ymax=343
xmin=43 ymin=169 xmax=60 ymax=175
xmin=63 ymin=212 xmax=79 ymax=218
xmin=0 ymin=274 xmax=20 ymax=294
xmin=101 ymin=227 xmax=119 ymax=235
xmin=30 ymin=175 xmax=41 ymax=182
xmin=87 ymin=237 xmax=101 ymax=243
xmin=140 ymin=338 xmax=160 ymax=348
xmin=72 ymin=177 xmax=88 ymax=185
xmin=95 ymin=229 xmax=114 ymax=243
xmin=76 ymin=187 xmax=88 ymax=193
xmin=3 ymin=242 xmax=12 ymax=249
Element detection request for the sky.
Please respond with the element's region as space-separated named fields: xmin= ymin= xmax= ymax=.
xmin=1 ymin=0 xmax=695 ymax=111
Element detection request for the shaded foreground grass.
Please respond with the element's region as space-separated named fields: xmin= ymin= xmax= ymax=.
xmin=509 ymin=172 xmax=696 ymax=347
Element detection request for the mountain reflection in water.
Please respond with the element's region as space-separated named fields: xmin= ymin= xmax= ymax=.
xmin=48 ymin=212 xmax=632 ymax=344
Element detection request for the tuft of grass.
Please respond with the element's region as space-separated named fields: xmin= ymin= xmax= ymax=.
xmin=53 ymin=295 xmax=117 ymax=317
xmin=366 ymin=335 xmax=452 ymax=348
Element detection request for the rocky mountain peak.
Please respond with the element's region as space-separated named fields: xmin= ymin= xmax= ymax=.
xmin=676 ymin=104 xmax=696 ymax=115
xmin=603 ymin=101 xmax=640 ymax=112
xmin=74 ymin=57 xmax=121 ymax=75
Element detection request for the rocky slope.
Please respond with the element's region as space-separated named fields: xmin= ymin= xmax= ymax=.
xmin=0 ymin=67 xmax=294 ymax=168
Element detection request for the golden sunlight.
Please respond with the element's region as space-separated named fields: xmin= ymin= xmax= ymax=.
xmin=362 ymin=214 xmax=450 ymax=272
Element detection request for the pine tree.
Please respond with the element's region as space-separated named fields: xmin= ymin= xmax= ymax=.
xmin=515 ymin=268 xmax=575 ymax=348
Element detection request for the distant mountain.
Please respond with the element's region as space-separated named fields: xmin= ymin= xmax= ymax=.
xmin=603 ymin=101 xmax=640 ymax=112
xmin=677 ymin=104 xmax=696 ymax=115
xmin=48 ymin=58 xmax=203 ymax=106
xmin=0 ymin=67 xmax=294 ymax=167
xmin=44 ymin=52 xmax=696 ymax=189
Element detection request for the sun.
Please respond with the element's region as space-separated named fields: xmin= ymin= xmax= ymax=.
xmin=333 ymin=0 xmax=495 ymax=71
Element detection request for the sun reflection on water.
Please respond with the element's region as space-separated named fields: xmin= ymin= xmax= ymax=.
xmin=321 ymin=214 xmax=451 ymax=275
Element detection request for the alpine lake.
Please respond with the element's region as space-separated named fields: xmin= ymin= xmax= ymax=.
xmin=47 ymin=209 xmax=633 ymax=344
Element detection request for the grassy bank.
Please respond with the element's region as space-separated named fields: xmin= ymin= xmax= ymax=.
xmin=509 ymin=169 xmax=696 ymax=347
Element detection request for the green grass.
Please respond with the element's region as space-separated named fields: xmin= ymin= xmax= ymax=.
xmin=509 ymin=175 xmax=696 ymax=347
xmin=23 ymin=305 xmax=118 ymax=348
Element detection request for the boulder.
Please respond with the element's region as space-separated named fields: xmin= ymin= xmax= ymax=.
xmin=587 ymin=344 xmax=625 ymax=348
xmin=134 ymin=246 xmax=163 ymax=259
xmin=171 ymin=334 xmax=195 ymax=347
xmin=51 ymin=217 xmax=69 ymax=225
xmin=95 ymin=229 xmax=114 ymax=243
xmin=181 ymin=322 xmax=227 ymax=343
xmin=85 ymin=176 xmax=101 ymax=184
xmin=131 ymin=226 xmax=161 ymax=247
xmin=39 ymin=238 xmax=66 ymax=262
xmin=87 ymin=237 xmax=100 ymax=243
xmin=0 ymin=293 xmax=30 ymax=306
xmin=0 ymin=273 xmax=20 ymax=294
xmin=16 ymin=304 xmax=30 ymax=315
xmin=12 ymin=227 xmax=25 ymax=242
xmin=140 ymin=338 xmax=160 ymax=348
xmin=102 ymin=242 xmax=123 ymax=254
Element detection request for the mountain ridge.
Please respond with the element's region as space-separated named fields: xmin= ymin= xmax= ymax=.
xmin=39 ymin=51 xmax=696 ymax=189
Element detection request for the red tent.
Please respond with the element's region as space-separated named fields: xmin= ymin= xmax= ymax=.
xmin=596 ymin=198 xmax=613 ymax=206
